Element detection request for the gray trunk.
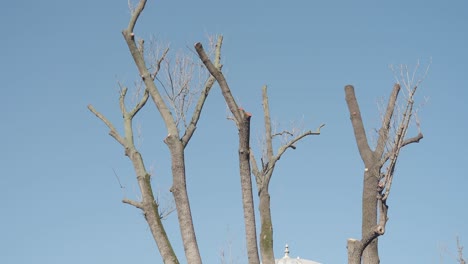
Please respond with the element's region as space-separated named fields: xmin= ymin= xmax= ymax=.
xmin=259 ymin=190 xmax=275 ymax=264
xmin=166 ymin=136 xmax=202 ymax=264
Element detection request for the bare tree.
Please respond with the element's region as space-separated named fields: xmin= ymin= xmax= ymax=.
xmin=249 ymin=85 xmax=324 ymax=264
xmin=345 ymin=64 xmax=426 ymax=264
xmin=195 ymin=41 xmax=261 ymax=264
xmin=89 ymin=1 xmax=222 ymax=263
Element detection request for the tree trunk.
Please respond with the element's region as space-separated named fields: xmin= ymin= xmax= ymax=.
xmin=345 ymin=85 xmax=380 ymax=264
xmin=126 ymin=148 xmax=179 ymax=264
xmin=165 ymin=135 xmax=202 ymax=264
xmin=238 ymin=113 xmax=261 ymax=264
xmin=361 ymin=168 xmax=379 ymax=264
xmin=259 ymin=189 xmax=275 ymax=264
xmin=195 ymin=42 xmax=261 ymax=264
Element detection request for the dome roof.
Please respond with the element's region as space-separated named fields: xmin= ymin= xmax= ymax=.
xmin=275 ymin=245 xmax=321 ymax=264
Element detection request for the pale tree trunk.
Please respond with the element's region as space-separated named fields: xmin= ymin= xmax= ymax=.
xmin=195 ymin=42 xmax=260 ymax=264
xmin=259 ymin=189 xmax=274 ymax=264
xmin=250 ymin=86 xmax=324 ymax=264
xmin=345 ymin=83 xmax=423 ymax=264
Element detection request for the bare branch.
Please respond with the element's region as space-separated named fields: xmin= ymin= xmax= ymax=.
xmin=159 ymin=205 xmax=176 ymax=220
xmin=249 ymin=150 xmax=262 ymax=187
xmin=152 ymin=47 xmax=170 ymax=80
xmin=380 ymin=132 xmax=423 ymax=166
xmin=272 ymin=131 xmax=294 ymax=138
xmin=88 ymin=105 xmax=126 ymax=147
xmin=181 ymin=36 xmax=223 ymax=147
xmin=345 ymin=85 xmax=374 ymax=165
xmin=123 ymin=198 xmax=144 ymax=209
xmin=119 ymin=87 xmax=129 ymax=116
xmin=195 ymin=42 xmax=242 ymax=125
xmin=262 ymin=85 xmax=274 ymax=163
xmin=127 ymin=0 xmax=147 ymax=33
xmin=375 ymin=84 xmax=401 ymax=157
xmin=264 ymin=124 xmax=324 ymax=183
xmin=129 ymin=89 xmax=149 ymax=118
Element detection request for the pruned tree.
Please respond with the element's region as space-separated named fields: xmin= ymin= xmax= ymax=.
xmin=195 ymin=41 xmax=261 ymax=264
xmin=345 ymin=64 xmax=428 ymax=264
xmin=89 ymin=0 xmax=222 ymax=263
xmin=249 ymin=85 xmax=324 ymax=264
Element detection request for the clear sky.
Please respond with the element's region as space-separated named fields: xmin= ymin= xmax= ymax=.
xmin=2 ymin=0 xmax=467 ymax=263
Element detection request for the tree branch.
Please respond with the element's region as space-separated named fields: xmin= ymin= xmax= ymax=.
xmin=119 ymin=87 xmax=129 ymax=116
xmin=345 ymin=85 xmax=374 ymax=165
xmin=380 ymin=132 xmax=423 ymax=166
xmin=375 ymin=84 xmax=400 ymax=158
xmin=122 ymin=14 xmax=178 ymax=137
xmin=129 ymin=89 xmax=150 ymax=118
xmin=127 ymin=0 xmax=147 ymax=33
xmin=88 ymin=105 xmax=126 ymax=147
xmin=262 ymin=85 xmax=274 ymax=162
xmin=272 ymin=131 xmax=294 ymax=138
xmin=181 ymin=36 xmax=223 ymax=147
xmin=249 ymin=150 xmax=262 ymax=187
xmin=194 ymin=42 xmax=242 ymax=126
xmin=152 ymin=47 xmax=169 ymax=80
xmin=261 ymin=124 xmax=323 ymax=183
xmin=123 ymin=198 xmax=144 ymax=209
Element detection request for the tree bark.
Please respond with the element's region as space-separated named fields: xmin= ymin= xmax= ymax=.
xmin=345 ymin=85 xmax=380 ymax=264
xmin=259 ymin=189 xmax=275 ymax=264
xmin=195 ymin=42 xmax=261 ymax=264
xmin=238 ymin=112 xmax=260 ymax=264
xmin=345 ymin=83 xmax=423 ymax=264
xmin=128 ymin=148 xmax=180 ymax=264
xmin=165 ymin=136 xmax=201 ymax=264
xmin=361 ymin=169 xmax=380 ymax=264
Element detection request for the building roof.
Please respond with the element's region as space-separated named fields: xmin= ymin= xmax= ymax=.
xmin=275 ymin=245 xmax=321 ymax=264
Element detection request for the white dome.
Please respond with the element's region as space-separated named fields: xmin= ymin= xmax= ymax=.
xmin=275 ymin=245 xmax=321 ymax=264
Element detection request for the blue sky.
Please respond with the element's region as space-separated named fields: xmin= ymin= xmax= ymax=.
xmin=1 ymin=0 xmax=467 ymax=263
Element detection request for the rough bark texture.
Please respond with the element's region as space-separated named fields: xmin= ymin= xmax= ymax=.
xmin=195 ymin=42 xmax=261 ymax=264
xmin=165 ymin=136 xmax=201 ymax=264
xmin=361 ymin=169 xmax=380 ymax=264
xmin=344 ymin=84 xmax=423 ymax=264
xmin=259 ymin=190 xmax=274 ymax=264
